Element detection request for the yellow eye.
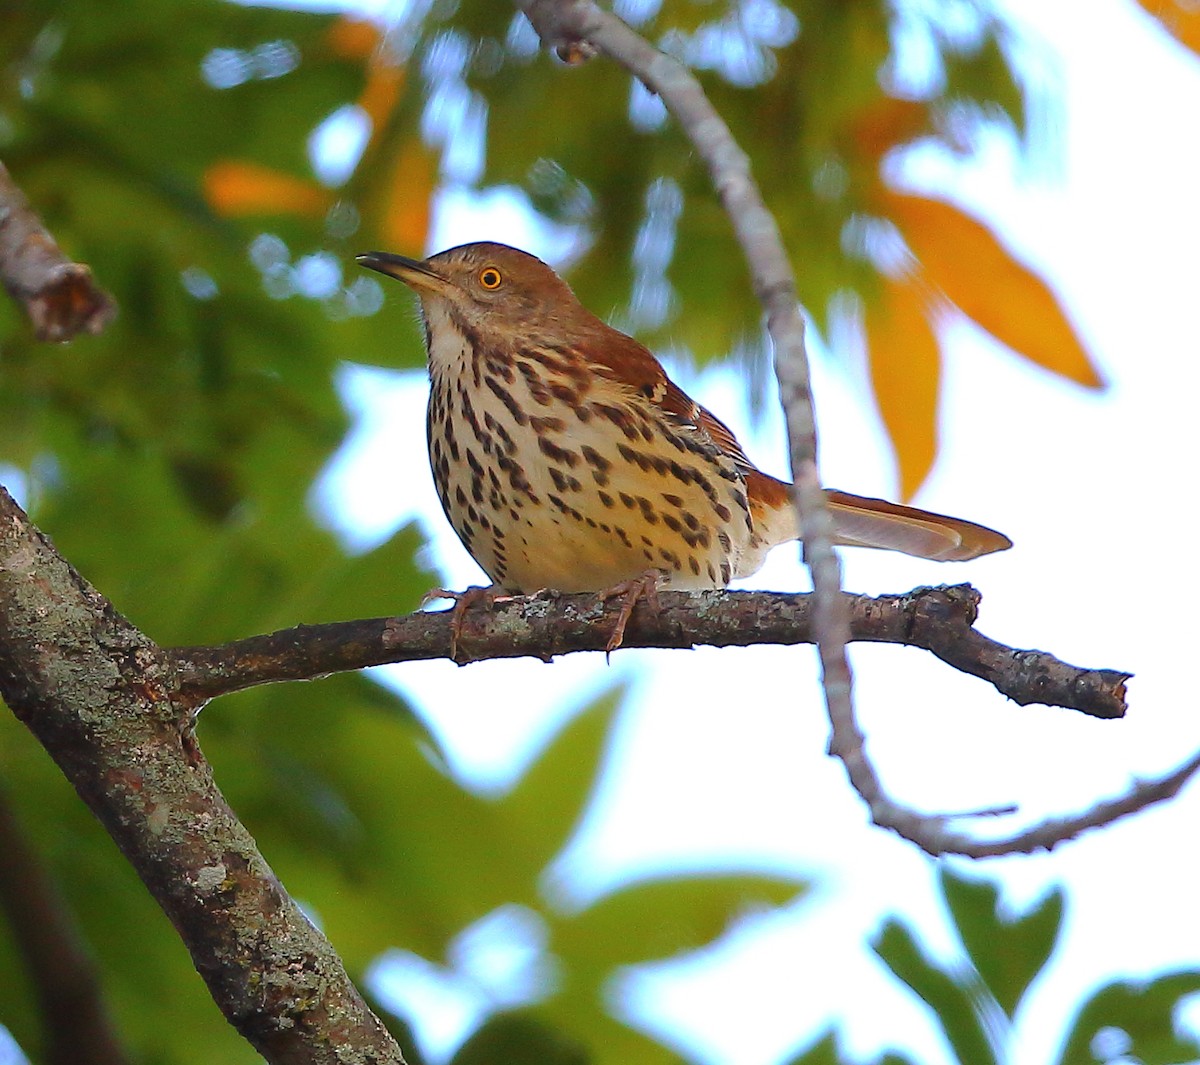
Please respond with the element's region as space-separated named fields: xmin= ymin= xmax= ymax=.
xmin=478 ymin=267 xmax=502 ymax=290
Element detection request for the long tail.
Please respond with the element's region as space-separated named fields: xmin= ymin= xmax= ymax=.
xmin=825 ymin=489 xmax=1012 ymax=561
xmin=747 ymin=472 xmax=1012 ymax=562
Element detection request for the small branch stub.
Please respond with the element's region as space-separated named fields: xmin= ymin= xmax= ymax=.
xmin=0 ymin=160 xmax=116 ymax=341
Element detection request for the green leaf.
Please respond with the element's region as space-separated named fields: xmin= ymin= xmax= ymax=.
xmin=451 ymin=1012 xmax=590 ymax=1065
xmin=1056 ymin=972 xmax=1200 ymax=1065
xmin=521 ymin=1003 xmax=690 ymax=1065
xmin=871 ymin=918 xmax=999 ymax=1065
xmin=940 ymin=865 xmax=1064 ymax=1019
xmin=780 ymin=1030 xmax=844 ymax=1065
xmin=273 ymin=521 xmax=433 ymax=625
xmin=555 ymin=871 xmax=808 ymax=971
xmin=496 ymin=686 xmax=625 ymax=875
xmin=209 ymin=675 xmax=526 ymax=966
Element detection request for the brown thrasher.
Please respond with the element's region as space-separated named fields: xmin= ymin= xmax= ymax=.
xmin=358 ymin=242 xmax=1010 ymax=649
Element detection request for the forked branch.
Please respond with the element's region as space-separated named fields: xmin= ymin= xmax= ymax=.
xmin=0 ymin=487 xmax=406 ymax=1065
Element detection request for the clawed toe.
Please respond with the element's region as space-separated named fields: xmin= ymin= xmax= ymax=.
xmin=598 ymin=571 xmax=662 ymax=658
xmin=425 ymin=575 xmax=662 ymax=662
xmin=424 ymin=585 xmax=506 ymax=660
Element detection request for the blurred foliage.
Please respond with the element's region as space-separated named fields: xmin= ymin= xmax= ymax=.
xmin=760 ymin=865 xmax=1200 ymax=1064
xmin=0 ymin=0 xmax=1147 ymax=1063
xmin=871 ymin=867 xmax=1200 ymax=1065
xmin=1 ymin=0 xmax=1104 ymax=508
xmin=0 ymin=675 xmax=809 ymax=1064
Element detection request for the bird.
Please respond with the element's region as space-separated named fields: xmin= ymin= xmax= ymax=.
xmin=357 ymin=241 xmax=1011 ymax=653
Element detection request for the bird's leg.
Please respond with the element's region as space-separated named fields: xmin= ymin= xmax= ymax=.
xmin=597 ymin=570 xmax=663 ymax=659
xmin=422 ymin=584 xmax=511 ymax=661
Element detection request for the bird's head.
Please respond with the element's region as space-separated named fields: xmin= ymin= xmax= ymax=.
xmin=357 ymin=242 xmax=584 ymax=335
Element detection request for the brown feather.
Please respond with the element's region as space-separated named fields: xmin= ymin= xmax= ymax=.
xmin=579 ymin=322 xmax=1011 ymax=563
xmin=745 ymin=471 xmax=1011 ymax=562
xmin=577 ymin=321 xmax=761 ymax=466
xmin=825 ymin=489 xmax=1012 ymax=561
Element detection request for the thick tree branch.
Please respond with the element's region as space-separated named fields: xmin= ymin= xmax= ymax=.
xmin=0 ymin=160 xmax=116 ymax=341
xmin=0 ymin=486 xmax=405 ymax=1065
xmin=513 ymin=0 xmax=857 ymax=827
xmin=169 ymin=584 xmax=1128 ymax=719
xmin=0 ymin=782 xmax=130 ymax=1065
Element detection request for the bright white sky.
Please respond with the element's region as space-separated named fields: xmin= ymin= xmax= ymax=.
xmin=315 ymin=2 xmax=1200 ymax=1062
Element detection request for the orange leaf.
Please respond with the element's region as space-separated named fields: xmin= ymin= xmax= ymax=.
xmin=847 ymin=97 xmax=930 ymax=165
xmin=883 ymin=191 xmax=1104 ymax=389
xmin=204 ymin=161 xmax=331 ymax=219
xmin=864 ymin=275 xmax=941 ymax=500
xmin=328 ymin=16 xmax=382 ymax=60
xmin=382 ymin=140 xmax=436 ymax=254
xmin=358 ymin=63 xmax=404 ymax=132
xmin=328 ymin=16 xmax=403 ymax=140
xmin=1137 ymin=0 xmax=1200 ymax=54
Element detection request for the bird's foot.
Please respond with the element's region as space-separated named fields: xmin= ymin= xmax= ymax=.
xmin=597 ymin=570 xmax=662 ymax=660
xmin=423 ymin=584 xmax=509 ymax=662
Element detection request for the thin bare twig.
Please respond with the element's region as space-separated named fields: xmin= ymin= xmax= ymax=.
xmin=512 ymin=1 xmax=978 ymax=854
xmin=938 ymin=749 xmax=1200 ymax=859
xmin=0 ymin=160 xmax=116 ymax=341
xmin=505 ymin=4 xmax=1172 ymax=858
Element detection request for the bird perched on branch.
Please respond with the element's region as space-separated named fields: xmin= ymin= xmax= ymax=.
xmin=358 ymin=242 xmax=1010 ymax=652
